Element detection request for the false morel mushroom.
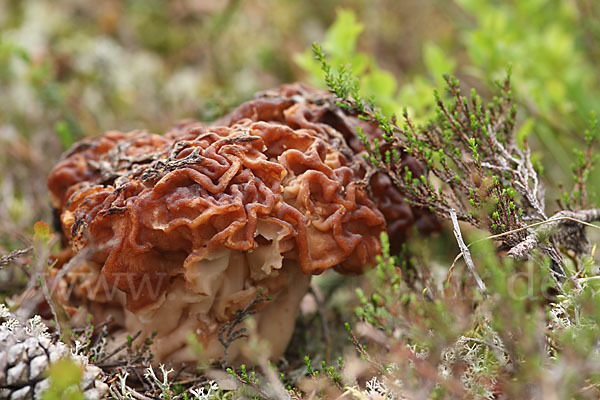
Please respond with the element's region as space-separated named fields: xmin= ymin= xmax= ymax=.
xmin=48 ymin=85 xmax=397 ymax=364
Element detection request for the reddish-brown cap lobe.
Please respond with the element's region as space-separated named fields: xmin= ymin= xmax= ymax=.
xmin=49 ymin=112 xmax=385 ymax=313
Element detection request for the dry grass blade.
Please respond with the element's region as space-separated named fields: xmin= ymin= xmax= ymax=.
xmin=450 ymin=209 xmax=487 ymax=293
xmin=0 ymin=247 xmax=32 ymax=269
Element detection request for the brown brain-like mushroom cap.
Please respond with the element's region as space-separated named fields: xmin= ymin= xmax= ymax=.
xmin=48 ymin=96 xmax=386 ymax=363
xmin=215 ymin=84 xmax=440 ymax=246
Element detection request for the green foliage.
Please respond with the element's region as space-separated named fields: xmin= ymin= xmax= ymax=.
xmin=42 ymin=359 xmax=85 ymax=400
xmin=299 ymin=2 xmax=600 ymax=200
xmin=294 ymin=10 xmax=367 ymax=87
xmin=305 ymin=9 xmax=600 ymax=396
xmin=313 ymin=36 xmax=600 ymax=289
xmin=314 ymin=46 xmax=535 ymax=234
xmin=561 ymin=111 xmax=600 ymax=210
xmin=227 ymin=364 xmax=259 ymax=386
xmin=0 ymin=40 xmax=83 ymax=147
xmin=458 ymin=0 xmax=597 ymax=126
xmin=355 ymin=232 xmax=402 ymax=335
xmin=296 ymin=9 xmax=455 ymax=119
xmin=350 ymin=227 xmax=600 ymax=398
xmin=454 ymin=0 xmax=600 ymax=198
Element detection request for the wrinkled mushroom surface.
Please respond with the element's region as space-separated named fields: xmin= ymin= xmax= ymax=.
xmin=215 ymin=84 xmax=440 ymax=248
xmin=48 ymin=86 xmax=388 ymax=363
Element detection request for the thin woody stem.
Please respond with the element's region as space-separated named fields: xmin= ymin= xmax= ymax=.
xmin=450 ymin=209 xmax=487 ymax=294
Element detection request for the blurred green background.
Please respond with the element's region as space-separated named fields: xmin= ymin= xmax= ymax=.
xmin=1 ymin=0 xmax=599 ymax=249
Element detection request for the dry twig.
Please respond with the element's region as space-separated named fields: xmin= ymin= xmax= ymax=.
xmin=450 ymin=209 xmax=486 ymax=293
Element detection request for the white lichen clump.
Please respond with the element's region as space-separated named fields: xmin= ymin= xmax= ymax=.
xmin=0 ymin=303 xmax=108 ymax=400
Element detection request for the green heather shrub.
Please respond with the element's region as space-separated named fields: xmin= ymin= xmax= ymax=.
xmin=297 ymin=3 xmax=600 ymax=199
xmin=297 ymin=26 xmax=600 ymax=396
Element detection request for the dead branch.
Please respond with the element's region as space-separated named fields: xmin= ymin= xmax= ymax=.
xmin=450 ymin=209 xmax=487 ymax=294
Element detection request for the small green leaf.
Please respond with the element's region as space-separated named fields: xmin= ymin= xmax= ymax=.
xmin=54 ymin=120 xmax=76 ymax=149
xmin=516 ymin=117 xmax=535 ymax=148
xmin=423 ymin=42 xmax=457 ymax=87
xmin=323 ymin=9 xmax=364 ymax=59
xmin=33 ymin=221 xmax=54 ymax=243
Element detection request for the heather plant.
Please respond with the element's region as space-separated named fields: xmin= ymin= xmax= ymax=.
xmin=298 ymin=4 xmax=600 ymax=196
xmin=291 ymin=38 xmax=600 ymax=398
xmin=313 ymin=43 xmax=600 ymax=290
